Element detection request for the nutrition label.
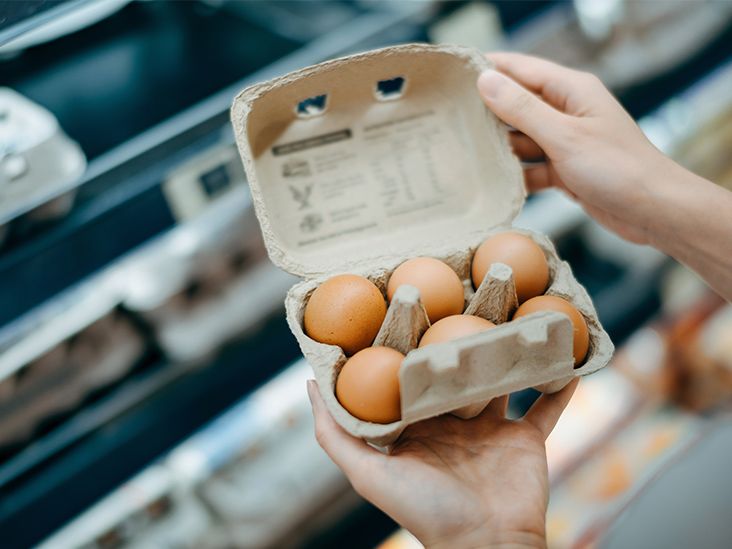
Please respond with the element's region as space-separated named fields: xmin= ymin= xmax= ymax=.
xmin=364 ymin=111 xmax=452 ymax=218
xmin=264 ymin=107 xmax=474 ymax=250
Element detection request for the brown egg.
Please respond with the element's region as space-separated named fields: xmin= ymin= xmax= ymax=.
xmin=419 ymin=314 xmax=495 ymax=347
xmin=387 ymin=257 xmax=464 ymax=323
xmin=335 ymin=346 xmax=403 ymax=424
xmin=472 ymin=232 xmax=549 ymax=303
xmin=304 ymin=274 xmax=386 ymax=356
xmin=513 ymin=295 xmax=589 ymax=365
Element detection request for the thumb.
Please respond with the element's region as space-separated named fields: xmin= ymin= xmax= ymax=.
xmin=306 ymin=380 xmax=386 ymax=482
xmin=477 ymin=69 xmax=568 ymax=152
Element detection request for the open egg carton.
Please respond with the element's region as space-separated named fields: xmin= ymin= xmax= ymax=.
xmin=232 ymin=43 xmax=614 ymax=446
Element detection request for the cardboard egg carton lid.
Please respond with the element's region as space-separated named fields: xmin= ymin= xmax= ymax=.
xmin=231 ymin=43 xmax=525 ymax=280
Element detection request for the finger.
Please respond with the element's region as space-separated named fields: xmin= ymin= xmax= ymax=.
xmin=477 ymin=69 xmax=569 ymax=152
xmin=487 ymin=52 xmax=571 ymax=85
xmin=522 ymin=378 xmax=580 ymax=439
xmin=523 ymin=162 xmax=559 ymax=193
xmin=523 ymin=163 xmax=577 ymax=199
xmin=485 ymin=394 xmax=509 ymax=417
xmin=510 ymin=131 xmax=545 ymax=161
xmin=308 ymin=382 xmax=420 ymax=532
xmin=486 ymin=52 xmax=603 ymax=115
xmin=307 ymin=380 xmax=385 ymax=481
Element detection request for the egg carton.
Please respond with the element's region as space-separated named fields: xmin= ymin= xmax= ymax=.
xmin=231 ymin=43 xmax=614 ymax=446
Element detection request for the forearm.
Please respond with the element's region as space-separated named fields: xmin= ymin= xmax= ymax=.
xmin=644 ymin=160 xmax=732 ymax=302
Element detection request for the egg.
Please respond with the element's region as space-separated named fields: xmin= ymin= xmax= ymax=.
xmin=472 ymin=232 xmax=549 ymax=303
xmin=513 ymin=295 xmax=589 ymax=365
xmin=335 ymin=346 xmax=404 ymax=423
xmin=419 ymin=314 xmax=495 ymax=347
xmin=387 ymin=257 xmax=464 ymax=323
xmin=303 ymin=274 xmax=386 ymax=356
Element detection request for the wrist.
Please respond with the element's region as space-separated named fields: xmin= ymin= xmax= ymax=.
xmin=629 ymin=152 xmax=688 ymax=248
xmin=642 ymin=158 xmax=707 ymax=253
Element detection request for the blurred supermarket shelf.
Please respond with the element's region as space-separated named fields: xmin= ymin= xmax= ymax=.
xmin=37 ymin=360 xmax=353 ymax=549
xmin=0 ymin=88 xmax=86 ymax=229
xmin=507 ymin=0 xmax=732 ymax=121
xmin=3 ymin=1 xmax=732 ymax=548
xmin=2 ymin=1 xmax=731 ymax=388
xmin=511 ymin=1 xmax=732 ymax=93
xmin=0 ymin=0 xmax=96 ymax=47
xmin=0 ymin=181 xmax=291 ymax=509
xmin=0 ymin=1 xmax=432 ymax=328
xmin=0 ymin=4 xmax=433 ymax=547
xmin=640 ymin=58 xmax=732 ymax=192
xmin=24 ymin=356 xmax=349 ymax=548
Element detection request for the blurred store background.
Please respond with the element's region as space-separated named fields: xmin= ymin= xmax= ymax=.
xmin=0 ymin=1 xmax=731 ymax=547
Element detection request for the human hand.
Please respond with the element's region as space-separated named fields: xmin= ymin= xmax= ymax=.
xmin=477 ymin=52 xmax=677 ymax=245
xmin=308 ymin=378 xmax=579 ymax=549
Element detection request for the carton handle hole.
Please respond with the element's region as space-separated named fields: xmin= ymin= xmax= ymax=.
xmin=375 ymin=76 xmax=406 ymax=101
xmin=296 ymin=94 xmax=328 ymax=118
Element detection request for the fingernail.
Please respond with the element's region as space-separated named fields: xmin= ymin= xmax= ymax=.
xmin=477 ymin=69 xmax=507 ymax=99
xmin=306 ymin=379 xmax=316 ymax=404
